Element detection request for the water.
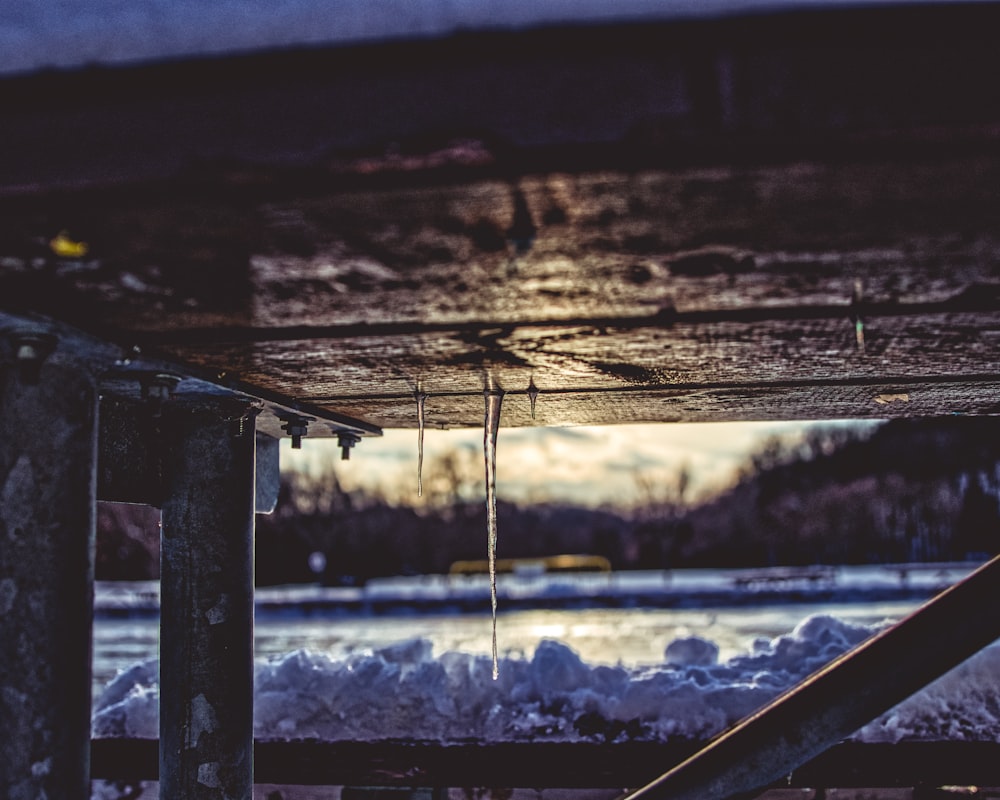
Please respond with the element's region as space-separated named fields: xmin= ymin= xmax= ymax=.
xmin=484 ymin=387 xmax=505 ymax=678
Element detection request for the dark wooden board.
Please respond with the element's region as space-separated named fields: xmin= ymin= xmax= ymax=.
xmin=3 ymin=4 xmax=1000 ymax=428
xmin=139 ymin=309 xmax=1000 ymax=428
xmin=5 ymin=157 xmax=1000 ymax=332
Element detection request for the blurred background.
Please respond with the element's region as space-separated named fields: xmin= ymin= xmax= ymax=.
xmin=96 ymin=417 xmax=1000 ymax=585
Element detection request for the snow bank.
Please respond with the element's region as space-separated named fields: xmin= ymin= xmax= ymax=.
xmin=92 ymin=614 xmax=1000 ymax=744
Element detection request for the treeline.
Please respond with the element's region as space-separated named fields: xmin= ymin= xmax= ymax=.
xmin=253 ymin=472 xmax=632 ymax=586
xmin=667 ymin=418 xmax=1000 ymax=568
xmin=96 ymin=418 xmax=1000 ymax=583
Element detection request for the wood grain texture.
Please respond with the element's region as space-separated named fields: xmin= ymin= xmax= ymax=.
xmin=4 ymin=157 xmax=1000 ymax=330
xmin=2 ymin=5 xmax=1000 ymax=428
xmin=143 ymin=306 xmax=1000 ymax=428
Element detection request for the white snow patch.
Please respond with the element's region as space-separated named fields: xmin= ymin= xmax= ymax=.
xmin=92 ymin=614 xmax=1000 ymax=744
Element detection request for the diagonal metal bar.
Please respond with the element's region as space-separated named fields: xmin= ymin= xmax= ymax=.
xmin=620 ymin=550 xmax=1000 ymax=800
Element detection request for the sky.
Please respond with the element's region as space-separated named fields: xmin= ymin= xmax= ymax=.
xmin=282 ymin=419 xmax=879 ymax=508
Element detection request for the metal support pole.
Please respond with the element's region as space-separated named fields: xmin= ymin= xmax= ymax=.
xmin=621 ymin=550 xmax=1000 ymax=800
xmin=159 ymin=398 xmax=258 ymax=800
xmin=0 ymin=336 xmax=98 ymax=799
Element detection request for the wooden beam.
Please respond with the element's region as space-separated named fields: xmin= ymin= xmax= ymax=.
xmin=89 ymin=739 xmax=1000 ymax=789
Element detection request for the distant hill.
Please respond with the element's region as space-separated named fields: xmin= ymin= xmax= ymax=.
xmin=667 ymin=419 xmax=1000 ymax=568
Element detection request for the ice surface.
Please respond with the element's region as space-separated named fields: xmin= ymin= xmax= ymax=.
xmin=95 ymin=563 xmax=980 ymax=618
xmin=92 ymin=613 xmax=1000 ymax=744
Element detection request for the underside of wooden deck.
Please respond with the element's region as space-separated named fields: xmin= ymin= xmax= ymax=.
xmin=2 ymin=3 xmax=999 ymax=433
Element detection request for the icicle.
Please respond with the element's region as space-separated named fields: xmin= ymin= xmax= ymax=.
xmin=484 ymin=385 xmax=505 ymax=679
xmin=852 ymin=279 xmax=866 ymax=354
xmin=527 ymin=378 xmax=539 ymax=420
xmin=416 ymin=390 xmax=428 ymax=497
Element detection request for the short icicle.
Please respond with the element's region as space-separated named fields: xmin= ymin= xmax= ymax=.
xmin=527 ymin=378 xmax=539 ymax=420
xmin=416 ymin=390 xmax=428 ymax=497
xmin=484 ymin=385 xmax=505 ymax=679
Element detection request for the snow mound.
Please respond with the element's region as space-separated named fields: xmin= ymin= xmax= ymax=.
xmin=91 ymin=614 xmax=1000 ymax=743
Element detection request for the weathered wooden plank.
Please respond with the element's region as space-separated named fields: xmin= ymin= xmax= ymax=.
xmin=1 ymin=5 xmax=1000 ymax=428
xmin=138 ymin=307 xmax=1000 ymax=427
xmin=7 ymin=155 xmax=999 ymax=428
xmin=3 ymin=157 xmax=1000 ymax=331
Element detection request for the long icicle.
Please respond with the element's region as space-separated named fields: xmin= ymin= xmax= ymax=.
xmin=484 ymin=386 xmax=505 ymax=679
xmin=416 ymin=390 xmax=428 ymax=497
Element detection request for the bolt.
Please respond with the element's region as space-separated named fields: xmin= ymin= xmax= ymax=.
xmin=282 ymin=417 xmax=310 ymax=449
xmin=338 ymin=432 xmax=361 ymax=460
xmin=114 ymin=344 xmax=141 ymax=368
xmin=141 ymin=373 xmax=183 ymax=403
xmin=142 ymin=373 xmax=182 ymax=402
xmin=140 ymin=372 xmax=183 ymax=418
xmin=13 ymin=333 xmax=56 ymax=385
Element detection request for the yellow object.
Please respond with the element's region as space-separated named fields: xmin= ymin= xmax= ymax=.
xmin=449 ymin=554 xmax=611 ymax=575
xmin=49 ymin=231 xmax=89 ymax=258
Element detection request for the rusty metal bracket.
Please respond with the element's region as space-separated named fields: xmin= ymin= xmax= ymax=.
xmin=98 ymin=395 xmax=281 ymax=513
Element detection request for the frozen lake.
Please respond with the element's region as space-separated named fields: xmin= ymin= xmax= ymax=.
xmin=94 ymin=561 xmax=966 ymax=702
xmin=92 ymin=562 xmax=1000 ymax=749
xmin=95 ymin=599 xmax=923 ymax=696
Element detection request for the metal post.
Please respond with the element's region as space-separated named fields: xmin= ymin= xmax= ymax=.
xmin=0 ymin=334 xmax=98 ymax=799
xmin=159 ymin=397 xmax=258 ymax=800
xmin=621 ymin=550 xmax=1000 ymax=800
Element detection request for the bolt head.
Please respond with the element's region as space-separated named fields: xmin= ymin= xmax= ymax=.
xmin=16 ymin=342 xmax=38 ymax=361
xmin=140 ymin=372 xmax=183 ymax=402
xmin=10 ymin=333 xmax=56 ymax=384
xmin=337 ymin=432 xmax=361 ymax=460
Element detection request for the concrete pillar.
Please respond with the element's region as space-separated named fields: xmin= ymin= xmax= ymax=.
xmin=159 ymin=398 xmax=258 ymax=800
xmin=0 ymin=335 xmax=98 ymax=799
